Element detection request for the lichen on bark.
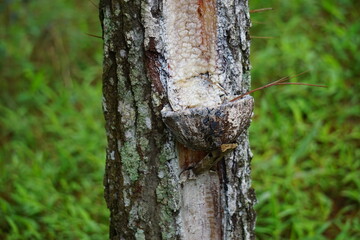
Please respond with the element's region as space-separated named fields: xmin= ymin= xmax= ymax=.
xmin=100 ymin=0 xmax=256 ymax=239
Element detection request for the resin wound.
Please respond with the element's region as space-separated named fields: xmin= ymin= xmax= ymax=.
xmin=164 ymin=0 xmax=224 ymax=111
xmin=162 ymin=96 xmax=254 ymax=151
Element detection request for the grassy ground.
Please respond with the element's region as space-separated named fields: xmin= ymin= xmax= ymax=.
xmin=0 ymin=0 xmax=359 ymax=239
xmin=0 ymin=1 xmax=108 ymax=239
xmin=250 ymin=0 xmax=360 ymax=239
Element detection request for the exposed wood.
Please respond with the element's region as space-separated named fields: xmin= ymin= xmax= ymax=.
xmin=163 ymin=0 xmax=222 ymax=111
xmin=177 ymin=142 xmax=207 ymax=170
xmin=180 ymin=170 xmax=222 ymax=240
xmin=100 ymin=0 xmax=256 ymax=239
xmin=192 ymin=143 xmax=238 ymax=176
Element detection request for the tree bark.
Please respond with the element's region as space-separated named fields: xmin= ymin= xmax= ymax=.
xmin=100 ymin=0 xmax=256 ymax=239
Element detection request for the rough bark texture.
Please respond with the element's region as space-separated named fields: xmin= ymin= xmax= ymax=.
xmin=100 ymin=0 xmax=256 ymax=239
xmin=161 ymin=96 xmax=254 ymax=151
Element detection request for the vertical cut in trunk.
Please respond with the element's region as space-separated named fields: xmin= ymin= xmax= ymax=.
xmin=161 ymin=1 xmax=255 ymax=239
xmin=164 ymin=0 xmax=222 ymax=111
xmin=100 ymin=0 xmax=256 ymax=239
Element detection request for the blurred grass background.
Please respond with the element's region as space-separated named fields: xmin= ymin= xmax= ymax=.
xmin=0 ymin=0 xmax=358 ymax=239
xmin=0 ymin=0 xmax=107 ymax=239
xmin=250 ymin=0 xmax=359 ymax=239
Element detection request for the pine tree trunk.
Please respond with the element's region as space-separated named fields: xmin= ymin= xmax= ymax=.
xmin=100 ymin=0 xmax=256 ymax=239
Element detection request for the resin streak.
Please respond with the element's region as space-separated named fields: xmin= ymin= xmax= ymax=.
xmin=164 ymin=0 xmax=224 ymax=111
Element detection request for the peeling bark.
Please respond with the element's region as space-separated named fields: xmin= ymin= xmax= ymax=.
xmin=100 ymin=0 xmax=256 ymax=239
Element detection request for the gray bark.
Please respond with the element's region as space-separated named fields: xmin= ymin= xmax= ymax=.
xmin=100 ymin=0 xmax=256 ymax=239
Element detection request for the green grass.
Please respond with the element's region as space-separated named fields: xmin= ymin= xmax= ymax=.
xmin=249 ymin=0 xmax=360 ymax=239
xmin=0 ymin=0 xmax=359 ymax=239
xmin=0 ymin=0 xmax=107 ymax=239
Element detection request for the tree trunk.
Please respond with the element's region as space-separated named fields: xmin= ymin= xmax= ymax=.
xmin=100 ymin=0 xmax=256 ymax=239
